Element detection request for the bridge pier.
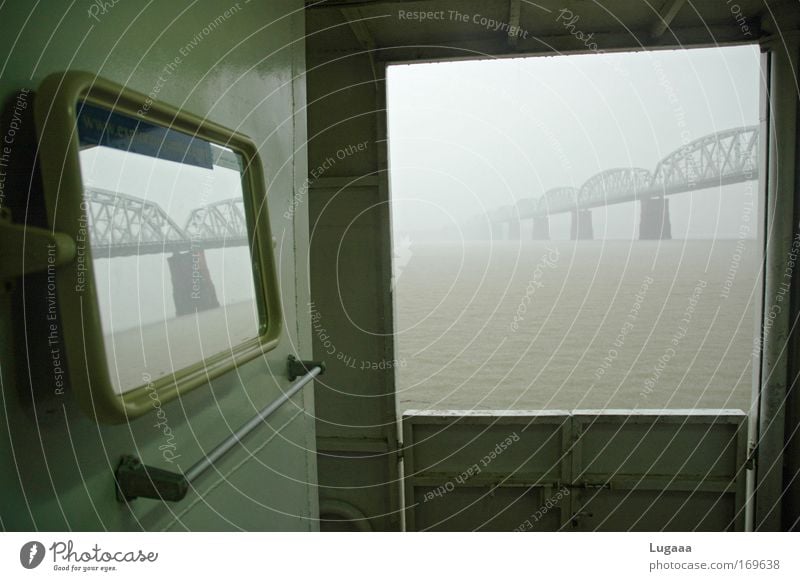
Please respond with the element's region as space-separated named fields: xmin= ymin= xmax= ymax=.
xmin=532 ymin=216 xmax=550 ymax=240
xmin=570 ymin=209 xmax=594 ymax=240
xmin=639 ymin=196 xmax=672 ymax=240
xmin=490 ymin=222 xmax=503 ymax=241
xmin=508 ymin=219 xmax=521 ymax=240
xmin=168 ymin=250 xmax=220 ymax=317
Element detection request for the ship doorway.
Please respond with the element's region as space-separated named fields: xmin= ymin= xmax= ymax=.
xmin=387 ymin=46 xmax=762 ymax=530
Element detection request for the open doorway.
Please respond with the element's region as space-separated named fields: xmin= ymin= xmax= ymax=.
xmin=387 ymin=46 xmax=762 ymax=414
xmin=387 ymin=46 xmax=761 ymax=531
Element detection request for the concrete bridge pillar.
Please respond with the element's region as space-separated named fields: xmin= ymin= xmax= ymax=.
xmin=490 ymin=221 xmax=503 ymax=241
xmin=508 ymin=219 xmax=521 ymax=240
xmin=168 ymin=250 xmax=220 ymax=316
xmin=532 ymin=216 xmax=550 ymax=240
xmin=639 ymin=196 xmax=672 ymax=240
xmin=570 ymin=209 xmax=594 ymax=240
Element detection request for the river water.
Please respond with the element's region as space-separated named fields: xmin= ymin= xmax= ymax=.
xmin=394 ymin=239 xmax=760 ymax=413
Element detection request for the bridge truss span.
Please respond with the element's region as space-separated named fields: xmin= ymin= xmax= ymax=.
xmin=84 ymin=188 xmax=189 ymax=258
xmin=183 ymin=197 xmax=250 ymax=250
xmin=651 ymin=125 xmax=759 ymax=196
xmin=542 ymin=187 xmax=579 ymax=215
xmin=482 ymin=125 xmax=760 ymax=241
xmin=83 ymin=189 xmax=250 ymax=258
xmin=578 ymin=167 xmax=652 ymax=209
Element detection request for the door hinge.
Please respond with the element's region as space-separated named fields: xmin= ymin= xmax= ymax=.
xmin=566 ymin=480 xmax=612 ymax=490
xmin=287 ymin=355 xmax=326 ymax=381
xmin=745 ymin=441 xmax=757 ymax=471
xmin=584 ymin=481 xmax=611 ymax=490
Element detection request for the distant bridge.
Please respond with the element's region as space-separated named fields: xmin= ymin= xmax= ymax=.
xmin=485 ymin=125 xmax=759 ymax=240
xmin=85 ymin=187 xmax=249 ymax=258
xmin=83 ymin=187 xmax=251 ymax=316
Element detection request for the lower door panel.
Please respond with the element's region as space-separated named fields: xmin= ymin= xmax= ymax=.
xmin=403 ymin=409 xmax=747 ymax=531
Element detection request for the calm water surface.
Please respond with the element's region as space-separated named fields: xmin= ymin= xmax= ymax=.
xmin=394 ymin=240 xmax=759 ymax=412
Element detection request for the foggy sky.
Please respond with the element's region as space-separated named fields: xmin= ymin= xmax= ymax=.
xmin=387 ymin=45 xmax=761 ymax=241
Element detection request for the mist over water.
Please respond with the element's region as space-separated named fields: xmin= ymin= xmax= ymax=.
xmin=388 ymin=46 xmax=761 ymax=412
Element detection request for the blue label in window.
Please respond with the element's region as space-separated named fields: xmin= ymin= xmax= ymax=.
xmin=77 ymin=102 xmax=213 ymax=169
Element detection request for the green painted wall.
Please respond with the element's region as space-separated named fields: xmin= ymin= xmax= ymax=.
xmin=306 ymin=10 xmax=401 ymax=531
xmin=0 ymin=0 xmax=318 ymax=531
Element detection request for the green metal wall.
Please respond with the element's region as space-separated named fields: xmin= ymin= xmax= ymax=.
xmin=306 ymin=9 xmax=402 ymax=531
xmin=0 ymin=0 xmax=318 ymax=531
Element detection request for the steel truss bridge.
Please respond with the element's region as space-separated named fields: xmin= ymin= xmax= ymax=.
xmin=488 ymin=125 xmax=759 ymax=238
xmin=84 ymin=188 xmax=250 ymax=258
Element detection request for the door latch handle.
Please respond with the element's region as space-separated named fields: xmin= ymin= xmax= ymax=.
xmin=570 ymin=511 xmax=593 ymax=527
xmin=583 ymin=481 xmax=611 ymax=490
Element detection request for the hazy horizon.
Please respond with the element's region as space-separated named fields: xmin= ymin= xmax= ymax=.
xmin=387 ymin=45 xmax=761 ymax=242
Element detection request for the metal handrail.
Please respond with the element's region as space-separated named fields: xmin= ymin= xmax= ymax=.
xmin=116 ymin=357 xmax=324 ymax=502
